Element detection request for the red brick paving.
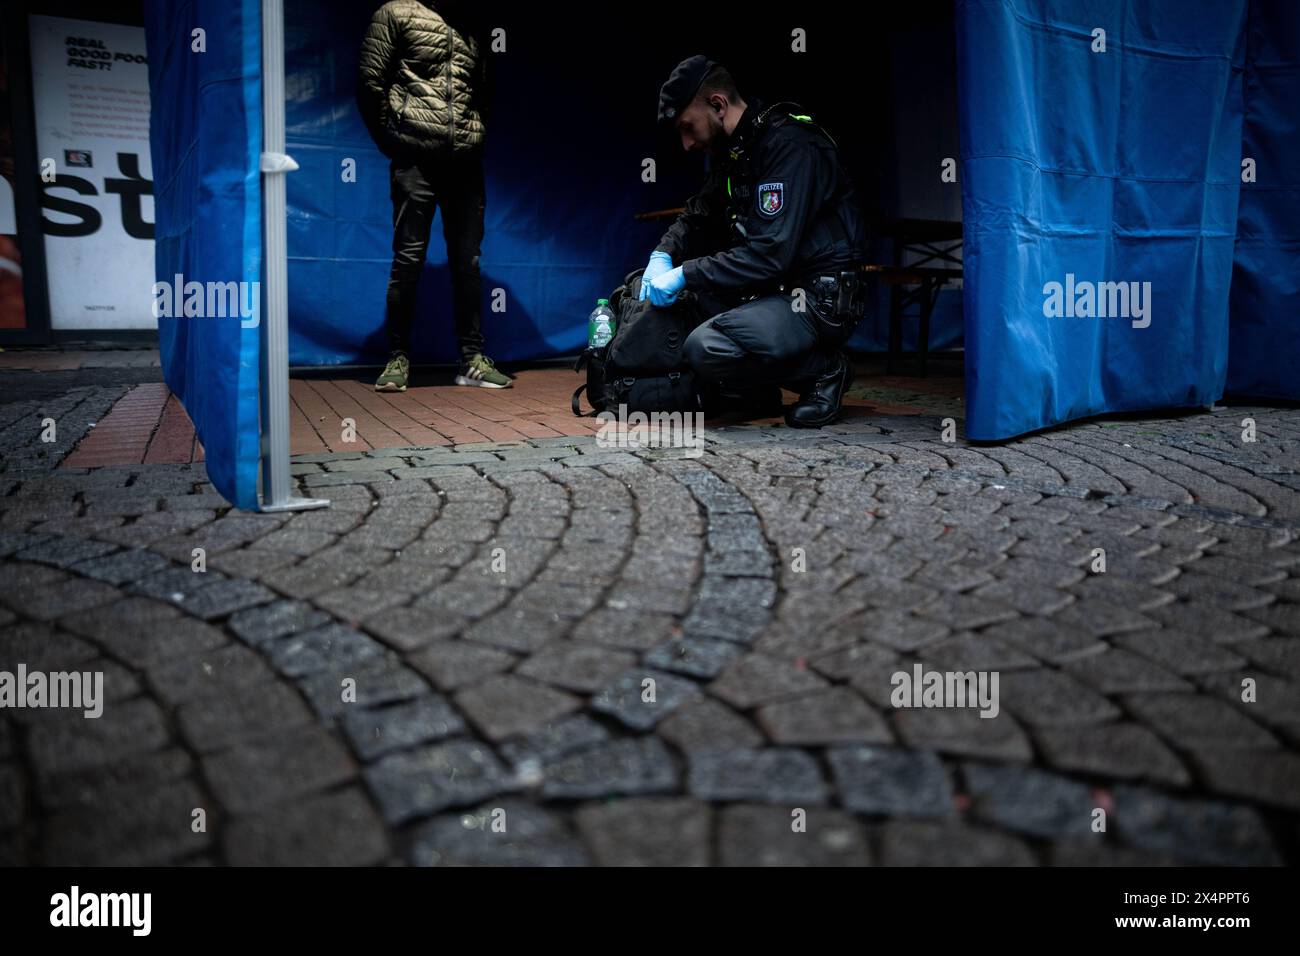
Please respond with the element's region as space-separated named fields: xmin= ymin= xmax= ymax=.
xmin=288 ymin=369 xmax=604 ymax=454
xmin=144 ymin=392 xmax=205 ymax=465
xmin=61 ymin=368 xmax=607 ymax=468
xmin=63 ymin=383 xmax=204 ymax=469
xmin=58 ymin=363 xmax=962 ymax=469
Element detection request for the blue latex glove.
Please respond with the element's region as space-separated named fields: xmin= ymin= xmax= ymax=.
xmin=638 ymin=251 xmax=674 ymax=301
xmin=646 ymin=266 xmax=685 ymax=307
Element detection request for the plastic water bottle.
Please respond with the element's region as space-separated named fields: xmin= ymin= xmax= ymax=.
xmin=588 ymin=299 xmax=616 ymax=349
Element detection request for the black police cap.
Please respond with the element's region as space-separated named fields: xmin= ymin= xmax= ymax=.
xmin=657 ymin=55 xmax=716 ymax=125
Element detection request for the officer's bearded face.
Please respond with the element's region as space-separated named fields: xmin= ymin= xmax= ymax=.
xmin=676 ymin=100 xmax=728 ymax=157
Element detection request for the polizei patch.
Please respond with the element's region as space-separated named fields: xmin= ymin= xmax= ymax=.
xmin=757 ymin=182 xmax=784 ymax=216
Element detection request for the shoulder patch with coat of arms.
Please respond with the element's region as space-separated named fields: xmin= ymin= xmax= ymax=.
xmin=757 ymin=182 xmax=784 ymax=217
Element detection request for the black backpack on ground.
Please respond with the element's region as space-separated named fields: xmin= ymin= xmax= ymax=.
xmin=572 ymin=269 xmax=705 ymax=417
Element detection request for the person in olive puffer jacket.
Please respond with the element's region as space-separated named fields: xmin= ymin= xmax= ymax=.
xmin=358 ymin=0 xmax=512 ymax=390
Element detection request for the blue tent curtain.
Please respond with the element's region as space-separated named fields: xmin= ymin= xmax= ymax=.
xmin=280 ymin=1 xmax=666 ymax=367
xmin=144 ymin=0 xmax=263 ymax=508
xmin=957 ymin=0 xmax=1252 ymax=440
xmin=1227 ymin=0 xmax=1300 ymax=400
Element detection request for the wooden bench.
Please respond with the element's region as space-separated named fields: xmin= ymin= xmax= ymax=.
xmin=866 ymin=218 xmax=963 ymax=377
xmin=860 ymin=264 xmax=960 ymax=377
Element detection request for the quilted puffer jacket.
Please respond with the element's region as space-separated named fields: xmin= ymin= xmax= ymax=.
xmin=357 ymin=0 xmax=490 ymax=162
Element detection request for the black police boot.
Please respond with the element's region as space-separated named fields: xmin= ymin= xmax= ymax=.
xmin=785 ymin=353 xmax=853 ymax=428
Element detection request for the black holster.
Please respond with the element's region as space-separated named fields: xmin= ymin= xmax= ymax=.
xmin=805 ymin=270 xmax=865 ymax=347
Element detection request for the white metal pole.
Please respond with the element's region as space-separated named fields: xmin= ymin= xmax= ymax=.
xmin=259 ymin=0 xmax=327 ymax=512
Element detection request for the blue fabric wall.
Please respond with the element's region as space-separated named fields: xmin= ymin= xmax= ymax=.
xmin=144 ymin=0 xmax=262 ymax=509
xmin=1227 ymin=0 xmax=1300 ymax=400
xmin=281 ymin=1 xmax=668 ymax=367
xmin=957 ymin=0 xmax=1249 ymax=440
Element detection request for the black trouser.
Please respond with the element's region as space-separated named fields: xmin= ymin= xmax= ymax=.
xmin=385 ymin=155 xmax=485 ymax=362
xmin=682 ymin=290 xmax=834 ymax=394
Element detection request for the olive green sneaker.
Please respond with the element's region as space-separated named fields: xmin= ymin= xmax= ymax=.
xmin=374 ymin=352 xmax=409 ymax=392
xmin=455 ymin=353 xmax=513 ymax=389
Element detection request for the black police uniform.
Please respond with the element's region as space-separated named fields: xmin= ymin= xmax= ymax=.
xmin=653 ymin=80 xmax=867 ymax=419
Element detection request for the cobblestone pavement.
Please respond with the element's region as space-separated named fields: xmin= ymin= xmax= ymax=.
xmin=2 ymin=381 xmax=1299 ymax=866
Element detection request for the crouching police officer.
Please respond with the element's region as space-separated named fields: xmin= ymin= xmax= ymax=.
xmin=640 ymin=56 xmax=868 ymax=427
